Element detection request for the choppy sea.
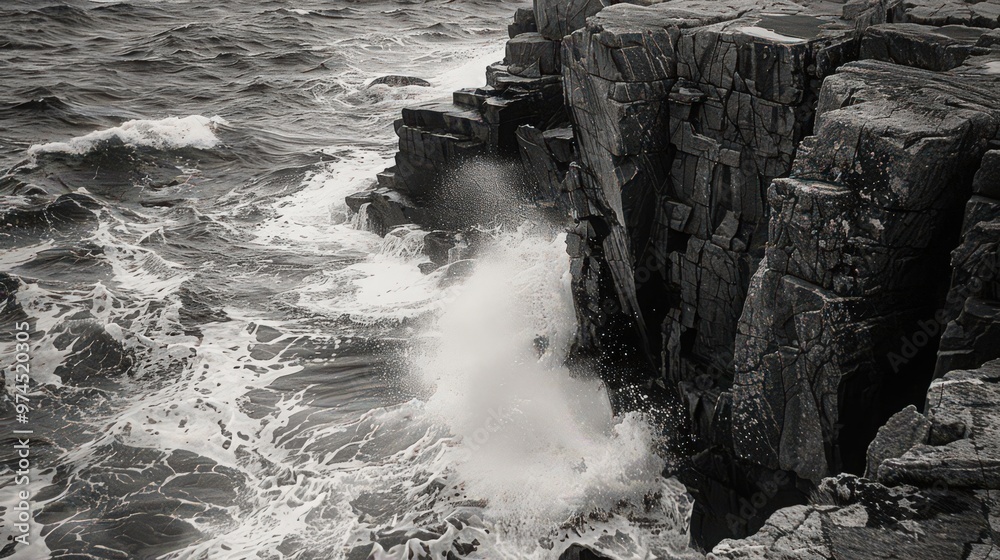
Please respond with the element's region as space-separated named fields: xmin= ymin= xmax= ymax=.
xmin=0 ymin=2 xmax=696 ymax=558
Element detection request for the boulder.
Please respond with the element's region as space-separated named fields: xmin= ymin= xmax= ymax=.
xmin=893 ymin=0 xmax=1000 ymax=29
xmin=879 ymin=359 xmax=1000 ymax=488
xmin=864 ymin=405 xmax=931 ymax=478
xmin=861 ymin=23 xmax=989 ymax=71
xmin=509 ymin=7 xmax=538 ymax=38
xmin=505 ymin=32 xmax=561 ymax=77
xmin=348 ymin=187 xmax=424 ymax=237
xmin=422 ymin=231 xmax=457 ymax=266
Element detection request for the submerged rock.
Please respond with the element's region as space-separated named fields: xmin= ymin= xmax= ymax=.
xmin=559 ymin=543 xmax=615 ymax=560
xmin=437 ymin=259 xmax=476 ymax=287
xmin=368 ymin=75 xmax=432 ymax=88
xmin=421 ymin=230 xmax=457 ymax=266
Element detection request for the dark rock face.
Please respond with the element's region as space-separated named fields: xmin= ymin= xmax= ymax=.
xmin=351 ymin=0 xmax=1000 ymax=553
xmin=534 ymin=0 xmax=609 ymax=40
xmin=732 ymin=57 xmax=1000 ymax=485
xmin=558 ymin=2 xmax=894 ymax=546
xmin=935 ymin=148 xmax=1000 ymax=377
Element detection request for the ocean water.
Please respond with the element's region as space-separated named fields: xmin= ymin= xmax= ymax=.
xmin=0 ymin=2 xmax=696 ymax=558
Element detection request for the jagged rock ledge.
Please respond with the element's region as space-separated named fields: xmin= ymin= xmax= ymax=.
xmin=346 ymin=0 xmax=1000 ymax=555
xmin=712 ymin=358 xmax=1000 ymax=558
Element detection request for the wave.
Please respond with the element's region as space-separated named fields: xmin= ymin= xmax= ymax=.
xmin=8 ymin=95 xmax=71 ymax=113
xmin=27 ymin=115 xmax=228 ymax=157
xmin=0 ymin=193 xmax=103 ymax=240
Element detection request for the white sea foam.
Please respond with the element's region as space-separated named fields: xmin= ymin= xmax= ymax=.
xmin=0 ymin=240 xmax=56 ymax=268
xmin=251 ymin=147 xmax=389 ymax=253
xmin=294 ymin=255 xmax=446 ymax=323
xmin=250 ymin=149 xmax=453 ymax=324
xmin=9 ymin=18 xmax=697 ymax=558
xmin=27 ymin=115 xmax=228 ymax=157
xmin=89 ymin=216 xmax=193 ymax=301
xmin=435 ymin=46 xmax=505 ymax=90
xmin=412 ymin=228 xmax=667 ymax=534
xmin=15 ymin=168 xmax=691 ymax=560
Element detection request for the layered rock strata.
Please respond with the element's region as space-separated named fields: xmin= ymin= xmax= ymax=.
xmin=556 ymin=0 xmax=903 ymax=546
xmin=562 ymin=0 xmax=868 ymax=428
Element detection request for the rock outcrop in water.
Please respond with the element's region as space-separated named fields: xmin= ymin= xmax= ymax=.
xmin=349 ymin=0 xmax=1000 ymax=555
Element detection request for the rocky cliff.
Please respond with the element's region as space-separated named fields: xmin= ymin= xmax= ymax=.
xmin=348 ymin=0 xmax=1000 ymax=555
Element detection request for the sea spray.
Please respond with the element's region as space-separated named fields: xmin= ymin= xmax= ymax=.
xmin=409 ymin=224 xmax=669 ymax=548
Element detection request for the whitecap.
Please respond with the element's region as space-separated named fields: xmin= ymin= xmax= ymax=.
xmin=27 ymin=115 xmax=228 ymax=157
